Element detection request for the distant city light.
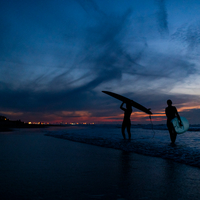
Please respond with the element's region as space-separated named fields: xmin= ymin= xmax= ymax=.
xmin=25 ymin=121 xmax=95 ymax=125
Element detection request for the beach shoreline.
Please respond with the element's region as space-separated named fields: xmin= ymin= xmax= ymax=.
xmin=45 ymin=125 xmax=200 ymax=169
xmin=1 ymin=129 xmax=200 ymax=199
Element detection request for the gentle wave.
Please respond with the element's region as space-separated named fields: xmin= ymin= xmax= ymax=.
xmin=45 ymin=124 xmax=200 ymax=168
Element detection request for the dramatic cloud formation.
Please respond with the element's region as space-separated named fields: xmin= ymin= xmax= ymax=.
xmin=0 ymin=0 xmax=200 ymax=124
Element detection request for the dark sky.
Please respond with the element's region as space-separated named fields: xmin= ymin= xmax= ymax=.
xmin=1 ymin=0 xmax=200 ymax=124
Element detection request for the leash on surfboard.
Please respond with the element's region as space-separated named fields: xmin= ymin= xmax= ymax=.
xmin=149 ymin=115 xmax=156 ymax=138
xmin=137 ymin=115 xmax=156 ymax=140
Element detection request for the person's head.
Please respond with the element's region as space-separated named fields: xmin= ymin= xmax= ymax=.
xmin=167 ymin=99 xmax=172 ymax=106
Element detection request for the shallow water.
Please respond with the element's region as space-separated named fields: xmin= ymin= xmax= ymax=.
xmin=45 ymin=124 xmax=200 ymax=168
xmin=1 ymin=128 xmax=200 ymax=200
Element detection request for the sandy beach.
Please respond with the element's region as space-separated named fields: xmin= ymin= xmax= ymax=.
xmin=1 ymin=128 xmax=200 ymax=200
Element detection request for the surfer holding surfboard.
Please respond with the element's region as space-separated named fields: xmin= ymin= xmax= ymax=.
xmin=102 ymin=91 xmax=152 ymax=140
xmin=120 ymin=102 xmax=132 ymax=140
xmin=165 ymin=99 xmax=182 ymax=144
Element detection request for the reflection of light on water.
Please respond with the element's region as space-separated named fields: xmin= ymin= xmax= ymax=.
xmin=46 ymin=124 xmax=200 ymax=168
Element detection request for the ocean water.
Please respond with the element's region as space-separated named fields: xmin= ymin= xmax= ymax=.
xmin=1 ymin=126 xmax=200 ymax=199
xmin=45 ymin=124 xmax=200 ymax=168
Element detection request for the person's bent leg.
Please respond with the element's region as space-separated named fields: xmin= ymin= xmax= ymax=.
xmin=170 ymin=127 xmax=177 ymax=143
xmin=127 ymin=123 xmax=131 ymax=140
xmin=168 ymin=123 xmax=177 ymax=143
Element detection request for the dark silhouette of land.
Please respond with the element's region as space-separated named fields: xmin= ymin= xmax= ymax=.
xmin=0 ymin=115 xmax=92 ymax=132
xmin=0 ymin=116 xmax=50 ymax=131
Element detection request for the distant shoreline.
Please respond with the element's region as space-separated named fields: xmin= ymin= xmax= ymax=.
xmin=0 ymin=123 xmax=97 ymax=132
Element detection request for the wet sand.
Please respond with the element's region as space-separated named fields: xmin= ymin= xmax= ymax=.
xmin=0 ymin=129 xmax=200 ymax=200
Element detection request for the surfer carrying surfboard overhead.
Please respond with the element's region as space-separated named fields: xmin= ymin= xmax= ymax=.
xmin=165 ymin=99 xmax=182 ymax=144
xmin=120 ymin=102 xmax=132 ymax=140
xmin=102 ymin=90 xmax=152 ymax=139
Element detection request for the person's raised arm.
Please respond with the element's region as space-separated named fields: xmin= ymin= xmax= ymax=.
xmin=120 ymin=102 xmax=126 ymax=111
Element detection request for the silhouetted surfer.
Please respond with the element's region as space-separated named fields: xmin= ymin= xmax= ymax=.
xmin=165 ymin=99 xmax=182 ymax=144
xmin=120 ymin=102 xmax=132 ymax=140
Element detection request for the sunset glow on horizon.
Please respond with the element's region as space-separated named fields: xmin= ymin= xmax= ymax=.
xmin=1 ymin=0 xmax=200 ymax=124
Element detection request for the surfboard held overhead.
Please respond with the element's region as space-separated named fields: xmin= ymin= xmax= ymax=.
xmin=102 ymin=91 xmax=152 ymax=115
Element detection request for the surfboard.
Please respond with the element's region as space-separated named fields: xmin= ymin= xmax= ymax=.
xmin=171 ymin=116 xmax=189 ymax=134
xmin=102 ymin=91 xmax=152 ymax=115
